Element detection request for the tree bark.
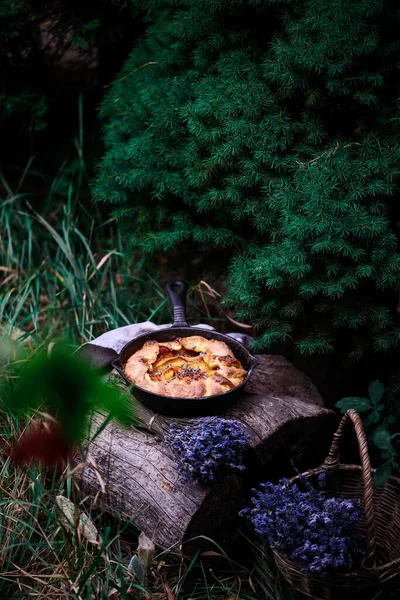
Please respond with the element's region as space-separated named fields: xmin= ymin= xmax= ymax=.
xmin=244 ymin=354 xmax=324 ymax=407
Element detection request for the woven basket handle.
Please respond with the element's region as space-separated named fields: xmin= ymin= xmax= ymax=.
xmin=323 ymin=409 xmax=377 ymax=571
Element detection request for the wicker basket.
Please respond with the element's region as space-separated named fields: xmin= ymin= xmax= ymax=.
xmin=271 ymin=409 xmax=400 ymax=600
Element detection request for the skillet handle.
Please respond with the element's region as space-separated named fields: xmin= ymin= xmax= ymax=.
xmin=248 ymin=355 xmax=260 ymax=371
xmin=165 ymin=281 xmax=189 ymax=327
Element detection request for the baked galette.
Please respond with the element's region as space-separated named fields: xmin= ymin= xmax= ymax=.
xmin=123 ymin=336 xmax=246 ymax=398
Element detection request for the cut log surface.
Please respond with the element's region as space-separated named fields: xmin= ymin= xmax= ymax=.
xmin=79 ymin=354 xmax=335 ymax=550
xmin=245 ymin=355 xmax=324 ymax=407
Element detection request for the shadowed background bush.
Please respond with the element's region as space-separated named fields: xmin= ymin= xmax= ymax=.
xmin=93 ymin=0 xmax=400 ymax=371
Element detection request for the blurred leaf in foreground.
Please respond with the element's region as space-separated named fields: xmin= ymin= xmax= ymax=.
xmin=2 ymin=340 xmax=135 ymax=465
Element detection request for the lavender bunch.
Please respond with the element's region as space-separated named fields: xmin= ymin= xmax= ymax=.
xmin=241 ymin=474 xmax=364 ymax=576
xmin=166 ymin=417 xmax=249 ymax=484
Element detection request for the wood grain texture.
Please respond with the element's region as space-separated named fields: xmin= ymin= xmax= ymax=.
xmin=78 ymin=354 xmax=334 ymax=550
xmin=225 ymin=391 xmax=333 ymax=465
xmin=79 ymin=415 xmax=242 ymax=549
xmin=245 ymin=355 xmax=324 ymax=407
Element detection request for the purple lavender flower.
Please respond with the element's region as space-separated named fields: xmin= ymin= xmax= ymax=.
xmin=166 ymin=417 xmax=249 ymax=484
xmin=240 ymin=473 xmax=364 ymax=576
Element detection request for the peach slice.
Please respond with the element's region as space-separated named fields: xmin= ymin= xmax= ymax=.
xmin=162 ymin=367 xmax=177 ymax=382
xmin=154 ymin=356 xmax=188 ymax=370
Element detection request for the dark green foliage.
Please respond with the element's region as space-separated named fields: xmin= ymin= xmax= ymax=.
xmin=0 ymin=0 xmax=138 ymax=142
xmin=337 ymin=380 xmax=400 ymax=486
xmin=0 ymin=0 xmax=48 ymax=131
xmin=94 ymin=0 xmax=400 ymax=357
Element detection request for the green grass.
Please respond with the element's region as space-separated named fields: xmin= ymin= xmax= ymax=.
xmin=0 ymin=184 xmax=170 ymax=346
xmin=0 ymin=431 xmax=143 ymax=599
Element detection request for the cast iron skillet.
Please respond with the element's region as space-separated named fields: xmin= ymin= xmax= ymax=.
xmin=112 ymin=281 xmax=259 ymax=416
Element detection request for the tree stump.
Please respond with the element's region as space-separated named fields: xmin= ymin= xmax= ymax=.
xmin=78 ymin=355 xmax=335 ymax=550
xmin=245 ymin=355 xmax=324 ymax=407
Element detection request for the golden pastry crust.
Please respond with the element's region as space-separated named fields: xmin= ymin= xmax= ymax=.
xmin=179 ymin=336 xmax=209 ymax=353
xmin=202 ymin=354 xmax=242 ymax=369
xmin=133 ymin=340 xmax=159 ymax=363
xmin=123 ymin=336 xmax=246 ymax=398
xmin=203 ymin=339 xmax=235 ymax=357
